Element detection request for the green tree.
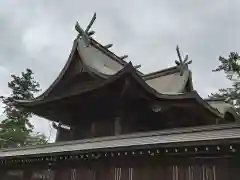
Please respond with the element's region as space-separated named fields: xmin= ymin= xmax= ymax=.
xmin=209 ymin=52 xmax=240 ymax=112
xmin=0 ymin=68 xmax=46 ymax=148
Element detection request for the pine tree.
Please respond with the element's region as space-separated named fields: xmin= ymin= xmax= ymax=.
xmin=0 ymin=68 xmax=46 ymax=148
xmin=209 ymin=52 xmax=240 ymax=112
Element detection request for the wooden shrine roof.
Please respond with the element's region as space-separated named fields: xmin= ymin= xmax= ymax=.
xmin=13 ymin=14 xmax=238 ymax=122
xmin=14 ymin=63 xmax=224 ymax=120
xmin=0 ymin=123 xmax=240 ymax=158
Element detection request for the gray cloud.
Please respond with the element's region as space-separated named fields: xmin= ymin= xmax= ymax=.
xmin=0 ymin=0 xmax=239 ymax=139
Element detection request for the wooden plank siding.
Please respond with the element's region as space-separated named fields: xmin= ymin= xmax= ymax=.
xmin=2 ymin=158 xmax=240 ymax=180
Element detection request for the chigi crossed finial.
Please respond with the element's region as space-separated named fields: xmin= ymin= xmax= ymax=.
xmin=74 ymin=13 xmax=131 ymax=62
xmin=75 ymin=12 xmax=96 ymax=47
xmin=175 ymin=45 xmax=192 ymax=75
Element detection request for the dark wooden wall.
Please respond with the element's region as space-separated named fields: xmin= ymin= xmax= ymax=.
xmin=5 ymin=164 xmax=238 ymax=180
xmin=3 ymin=156 xmax=240 ymax=180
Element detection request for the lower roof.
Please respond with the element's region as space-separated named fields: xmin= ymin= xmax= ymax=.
xmin=206 ymin=99 xmax=239 ymax=121
xmin=0 ymin=124 xmax=239 ymax=158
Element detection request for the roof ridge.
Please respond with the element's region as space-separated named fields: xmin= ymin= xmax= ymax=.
xmin=90 ymin=38 xmax=144 ymax=75
xmin=143 ymin=66 xmax=181 ymax=80
xmin=90 ymin=38 xmax=127 ymax=66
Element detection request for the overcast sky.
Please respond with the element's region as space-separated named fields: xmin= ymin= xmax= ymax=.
xmin=0 ymin=0 xmax=239 ymax=141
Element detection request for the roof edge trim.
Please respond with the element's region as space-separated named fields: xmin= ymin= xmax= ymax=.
xmin=0 ymin=123 xmax=239 ymax=153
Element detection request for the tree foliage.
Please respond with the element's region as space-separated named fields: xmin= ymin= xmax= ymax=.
xmin=0 ymin=68 xmax=46 ymax=148
xmin=209 ymin=52 xmax=240 ymax=111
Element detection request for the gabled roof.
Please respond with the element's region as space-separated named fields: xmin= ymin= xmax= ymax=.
xmin=12 ymin=18 xmax=237 ymax=121
xmin=13 ymin=37 xmax=186 ymax=102
xmin=0 ymin=124 xmax=239 ymax=158
xmin=15 ymin=37 xmax=194 ymax=102
xmin=78 ymin=37 xmax=194 ymax=94
xmin=28 ymin=37 xmax=129 ymax=101
xmin=15 ymin=62 xmax=224 ymax=120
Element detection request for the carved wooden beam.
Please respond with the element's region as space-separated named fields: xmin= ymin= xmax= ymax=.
xmin=52 ymin=122 xmax=70 ymax=130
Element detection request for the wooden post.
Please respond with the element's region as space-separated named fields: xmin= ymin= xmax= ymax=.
xmin=114 ymin=117 xmax=122 ymax=135
xmin=70 ymin=125 xmax=76 ymax=140
xmin=91 ymin=122 xmax=96 ymax=137
xmin=114 ymin=109 xmax=123 ymax=136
